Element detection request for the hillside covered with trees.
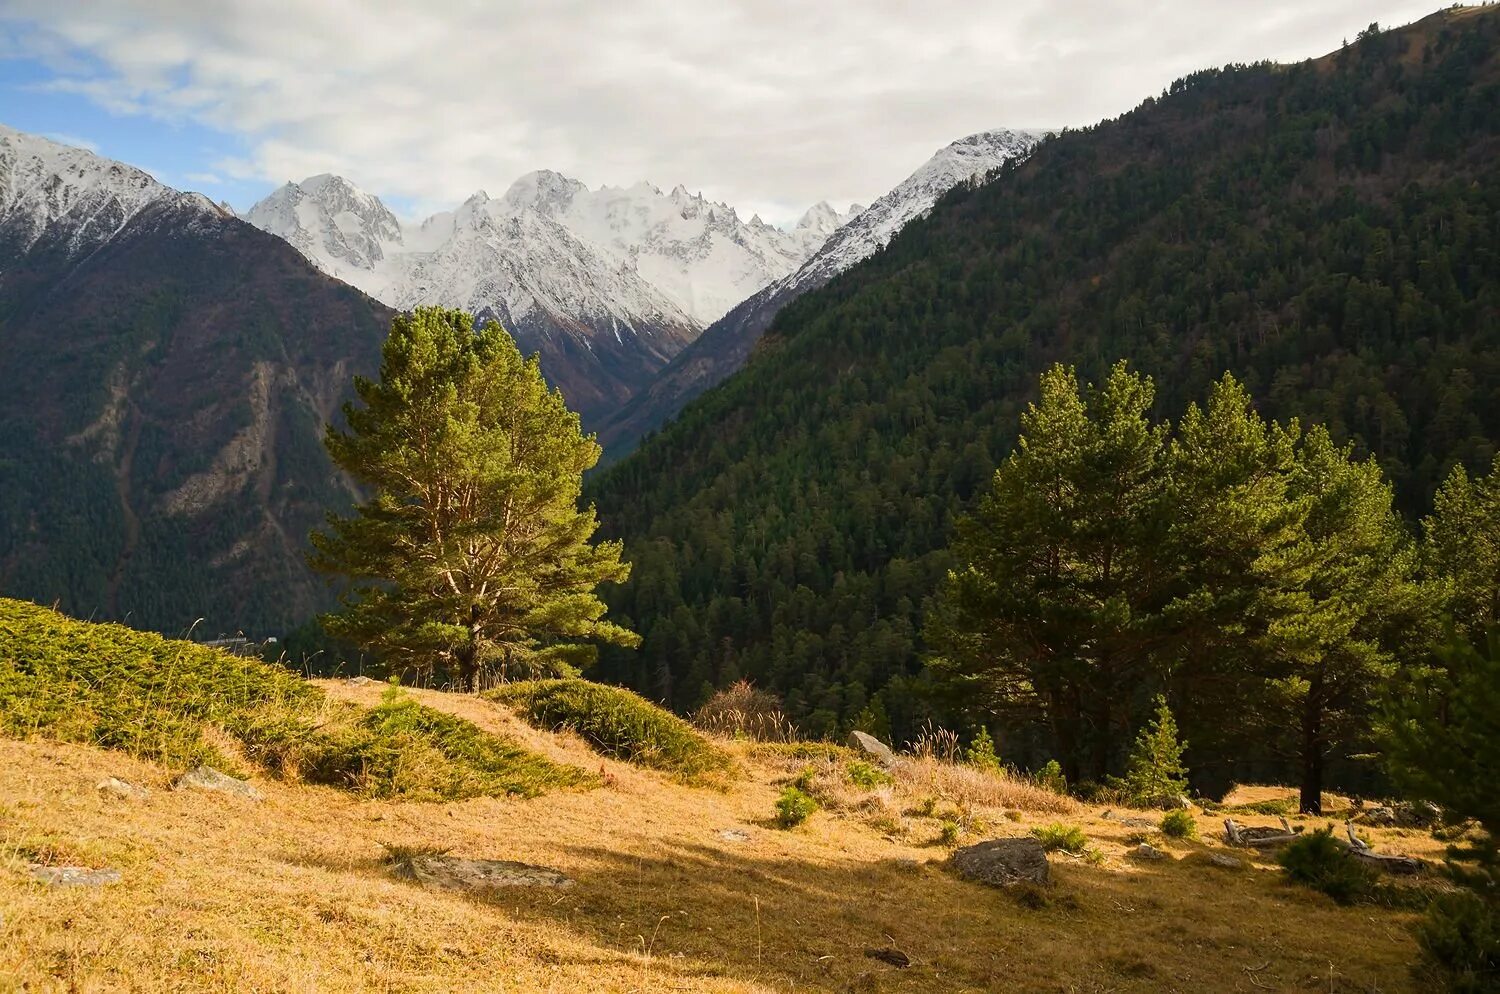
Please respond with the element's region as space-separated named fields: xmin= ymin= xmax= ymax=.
xmin=588 ymin=10 xmax=1500 ymax=779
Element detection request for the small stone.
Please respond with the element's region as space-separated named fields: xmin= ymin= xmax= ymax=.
xmin=1131 ymin=843 xmax=1168 ymax=861
xmin=96 ymin=777 xmax=149 ymax=800
xmin=347 ymin=675 xmax=377 ymax=686
xmin=173 ymin=765 xmax=264 ymax=801
xmin=29 ymin=865 xmax=121 ymax=887
xmin=1120 ymin=817 xmax=1156 ymax=829
xmin=395 ymin=854 xmax=573 ymax=891
xmin=864 ymin=947 xmax=911 ymax=968
xmin=848 ymin=730 xmax=897 ymax=767
xmin=717 ymin=829 xmax=751 ymax=843
xmin=1208 ymin=853 xmax=1244 ymax=869
xmin=951 ymin=838 xmax=1050 ymax=887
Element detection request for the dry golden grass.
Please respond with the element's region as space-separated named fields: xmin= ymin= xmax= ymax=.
xmin=0 ymin=681 xmax=1449 ymax=993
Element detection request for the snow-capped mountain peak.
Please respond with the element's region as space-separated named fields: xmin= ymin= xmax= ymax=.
xmin=248 ymin=168 xmax=861 ymax=331
xmin=0 ymin=124 xmax=189 ymax=258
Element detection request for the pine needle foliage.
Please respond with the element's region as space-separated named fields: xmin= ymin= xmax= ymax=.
xmin=311 ymin=308 xmax=638 ymax=690
xmin=1120 ymin=696 xmax=1190 ymax=809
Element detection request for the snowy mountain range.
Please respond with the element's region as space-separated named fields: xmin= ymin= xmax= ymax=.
xmin=594 ymin=128 xmax=1046 ymax=455
xmin=245 ymin=170 xmax=859 ymax=420
xmin=0 ymin=123 xmax=224 ymax=261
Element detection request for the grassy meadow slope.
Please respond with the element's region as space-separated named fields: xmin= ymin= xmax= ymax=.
xmin=1 ymin=604 xmax=1450 ymax=993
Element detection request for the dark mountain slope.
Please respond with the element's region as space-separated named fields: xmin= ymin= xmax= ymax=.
xmin=0 ymin=197 xmax=394 ymax=633
xmin=588 ymin=8 xmax=1500 ymax=736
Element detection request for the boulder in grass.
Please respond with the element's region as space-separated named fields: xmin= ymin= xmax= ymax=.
xmin=96 ymin=777 xmax=149 ymax=800
xmin=29 ymin=865 xmax=121 ymax=887
xmin=388 ymin=849 xmax=574 ymax=891
xmin=848 ymin=730 xmax=897 ymax=767
xmin=173 ymin=765 xmax=264 ymax=801
xmin=951 ymin=838 xmax=1050 ymax=887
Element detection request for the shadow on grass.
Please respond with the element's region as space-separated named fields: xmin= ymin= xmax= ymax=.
xmin=289 ymin=835 xmax=1423 ymax=993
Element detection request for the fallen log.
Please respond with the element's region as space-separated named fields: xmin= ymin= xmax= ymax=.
xmin=1345 ymin=821 xmax=1425 ymax=875
xmin=1224 ymin=817 xmax=1302 ymax=848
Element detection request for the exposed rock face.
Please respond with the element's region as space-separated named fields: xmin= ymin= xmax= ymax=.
xmin=394 ymin=854 xmax=574 ymax=891
xmin=847 ymin=730 xmax=897 ymax=767
xmin=950 ymin=838 xmax=1050 ymax=887
xmin=173 ymin=765 xmax=264 ymax=801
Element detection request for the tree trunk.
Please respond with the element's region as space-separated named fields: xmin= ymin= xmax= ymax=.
xmin=454 ymin=604 xmax=482 ymax=693
xmin=1299 ymin=667 xmax=1325 ymax=815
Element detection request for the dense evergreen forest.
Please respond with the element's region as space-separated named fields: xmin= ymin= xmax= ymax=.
xmin=587 ymin=11 xmax=1500 ymax=785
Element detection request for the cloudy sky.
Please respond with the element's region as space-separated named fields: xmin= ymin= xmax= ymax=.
xmin=0 ymin=0 xmax=1444 ymax=224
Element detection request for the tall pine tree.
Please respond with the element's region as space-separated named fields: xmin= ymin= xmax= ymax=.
xmin=310 ymin=308 xmax=638 ymax=689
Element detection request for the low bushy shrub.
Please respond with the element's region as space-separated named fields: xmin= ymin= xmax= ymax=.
xmin=1035 ymin=760 xmax=1068 ymax=795
xmin=487 ymin=678 xmax=732 ymax=783
xmin=776 ymin=786 xmax=818 ymax=827
xmin=0 ymin=599 xmax=589 ymax=801
xmin=1032 ymin=823 xmax=1088 ymax=852
xmin=1415 ymin=891 xmax=1500 ymax=994
xmin=692 ymin=680 xmax=795 ymax=741
xmin=964 ymin=728 xmax=1001 ymax=771
xmin=847 ymin=760 xmax=893 ymax=789
xmin=1277 ymin=827 xmax=1379 ymax=905
xmin=1160 ymin=809 xmax=1198 ymax=840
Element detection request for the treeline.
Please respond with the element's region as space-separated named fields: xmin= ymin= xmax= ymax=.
xmin=928 ymin=361 xmax=1493 ymax=809
xmin=587 ymin=11 xmax=1500 ymax=791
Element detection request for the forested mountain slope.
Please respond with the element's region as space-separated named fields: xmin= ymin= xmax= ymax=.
xmin=588 ymin=9 xmax=1500 ymax=738
xmin=0 ymin=131 xmax=394 ymax=634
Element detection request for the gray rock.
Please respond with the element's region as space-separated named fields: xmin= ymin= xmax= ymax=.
xmin=1120 ymin=817 xmax=1157 ymax=829
xmin=950 ymin=838 xmax=1050 ymax=887
xmin=173 ymin=765 xmax=264 ymax=801
xmin=1131 ymin=843 xmax=1168 ymax=861
xmin=96 ymin=777 xmax=149 ymax=800
xmin=1362 ymin=805 xmax=1397 ymax=826
xmin=1394 ymin=801 xmax=1442 ymax=828
xmin=394 ymin=854 xmax=573 ymax=891
xmin=717 ymin=829 xmax=751 ymax=843
xmin=1208 ymin=853 xmax=1244 ymax=869
xmin=848 ymin=730 xmax=897 ymax=767
xmin=347 ymin=675 xmax=378 ymax=686
xmin=29 ymin=865 xmax=121 ymax=887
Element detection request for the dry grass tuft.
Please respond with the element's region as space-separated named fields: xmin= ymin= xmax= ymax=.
xmin=893 ymin=756 xmax=1080 ymax=816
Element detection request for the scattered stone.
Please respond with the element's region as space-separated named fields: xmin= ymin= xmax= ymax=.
xmin=394 ymin=854 xmax=573 ymax=891
xmin=864 ymin=947 xmax=911 ymax=968
xmin=950 ymin=838 xmax=1050 ymax=887
xmin=1208 ymin=854 xmax=1244 ymax=869
xmin=1172 ymin=795 xmax=1194 ymax=810
xmin=1131 ymin=843 xmax=1168 ymax=861
xmin=172 ymin=765 xmax=264 ymax=801
xmin=848 ymin=730 xmax=896 ymax=767
xmin=1393 ymin=801 xmax=1442 ymax=828
xmin=717 ymin=829 xmax=751 ymax=843
xmin=1362 ymin=805 xmax=1397 ymax=826
xmin=96 ymin=777 xmax=149 ymax=800
xmin=1120 ymin=817 xmax=1156 ymax=829
xmin=28 ymin=865 xmax=121 ymax=887
xmin=347 ymin=675 xmax=377 ymax=686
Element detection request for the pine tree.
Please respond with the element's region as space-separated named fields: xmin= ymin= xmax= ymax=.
xmin=310 ymin=308 xmax=638 ymax=690
xmin=928 ymin=361 xmax=1171 ymax=781
xmin=1120 ymin=695 xmax=1189 ymax=808
xmin=1424 ymin=462 xmax=1500 ymax=636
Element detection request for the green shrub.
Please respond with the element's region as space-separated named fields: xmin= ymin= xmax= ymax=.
xmin=1035 ymin=759 xmax=1068 ymax=795
xmin=1160 ymin=809 xmax=1198 ymax=839
xmin=938 ymin=819 xmax=962 ymax=845
xmin=306 ymin=685 xmax=592 ymax=800
xmin=0 ymin=599 xmax=589 ymax=800
xmin=1120 ymin=696 xmax=1189 ymax=809
xmin=486 ymin=678 xmax=732 ymax=783
xmin=1415 ymin=891 xmax=1500 ymax=994
xmin=964 ymin=728 xmax=1001 ymax=771
xmin=775 ymin=787 xmax=819 ymax=827
xmin=847 ymin=760 xmax=893 ymax=789
xmin=1277 ymin=827 xmax=1379 ymax=905
xmin=1031 ymin=823 xmax=1088 ymax=852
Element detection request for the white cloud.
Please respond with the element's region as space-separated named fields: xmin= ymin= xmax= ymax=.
xmin=0 ymin=0 xmax=1444 ymax=217
xmin=183 ymin=171 xmax=222 ymax=184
